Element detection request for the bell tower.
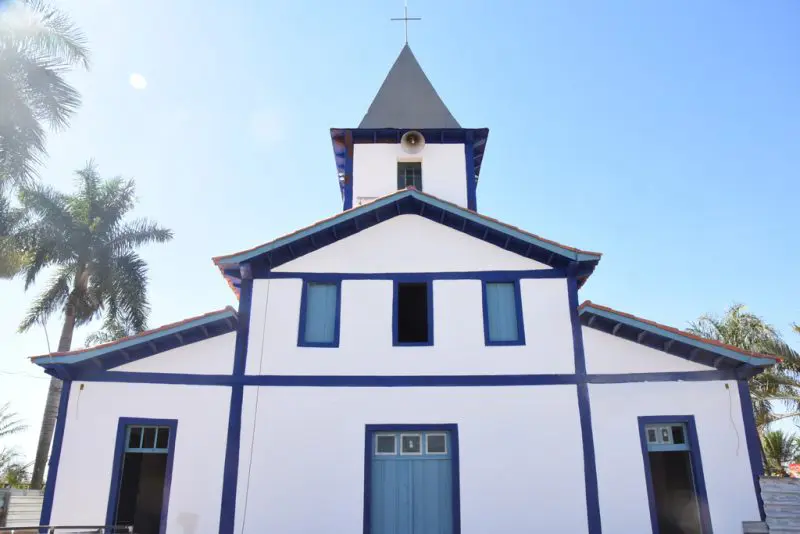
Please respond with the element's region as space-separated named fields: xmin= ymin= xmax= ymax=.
xmin=331 ymin=44 xmax=489 ymax=211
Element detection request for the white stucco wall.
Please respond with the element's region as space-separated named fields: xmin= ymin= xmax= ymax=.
xmin=353 ymin=144 xmax=467 ymax=207
xmin=234 ymin=385 xmax=587 ymax=534
xmin=51 ymin=382 xmax=230 ymax=534
xmin=274 ymin=215 xmax=549 ymax=273
xmin=245 ymin=276 xmax=574 ymax=375
xmin=591 ymin=380 xmax=760 ymax=533
xmin=583 ymin=326 xmax=714 ymax=374
xmin=114 ymin=332 xmax=235 ymax=374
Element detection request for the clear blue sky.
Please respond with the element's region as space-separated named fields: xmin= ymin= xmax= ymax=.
xmin=1 ymin=0 xmax=798 ymax=459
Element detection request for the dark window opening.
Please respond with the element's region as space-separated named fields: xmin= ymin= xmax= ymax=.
xmin=114 ymin=453 xmax=168 ymax=534
xmin=649 ymin=451 xmax=702 ymax=534
xmin=396 ymin=282 xmax=429 ymax=344
xmin=397 ymin=162 xmax=422 ymax=191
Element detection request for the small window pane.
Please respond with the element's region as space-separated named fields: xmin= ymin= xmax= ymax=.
xmin=426 ymin=434 xmax=447 ymax=454
xmin=401 ymin=434 xmax=422 ymax=454
xmin=647 ymin=428 xmax=657 ymax=443
xmin=155 ymin=427 xmax=170 ymax=449
xmin=128 ymin=427 xmax=142 ymax=449
xmin=142 ymin=427 xmax=157 ymax=449
xmin=397 ymin=162 xmax=422 ymax=191
xmin=485 ymin=282 xmax=520 ymax=342
xmin=304 ymin=282 xmax=337 ymax=344
xmin=671 ymin=425 xmax=685 ymax=445
xmin=376 ymin=435 xmax=396 ymax=454
xmin=660 ymin=427 xmax=671 ymax=443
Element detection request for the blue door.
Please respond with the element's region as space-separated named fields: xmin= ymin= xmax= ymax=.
xmin=370 ymin=431 xmax=454 ymax=534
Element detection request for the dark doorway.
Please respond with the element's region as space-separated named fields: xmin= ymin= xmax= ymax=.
xmin=641 ymin=420 xmax=707 ymax=534
xmin=396 ymin=282 xmax=430 ymax=344
xmin=112 ymin=424 xmax=173 ymax=534
xmin=649 ymin=451 xmax=702 ymax=534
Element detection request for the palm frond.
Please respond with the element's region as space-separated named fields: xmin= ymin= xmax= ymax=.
xmin=111 ymin=251 xmax=150 ymax=332
xmin=108 ymin=218 xmax=174 ymax=254
xmin=0 ymin=403 xmax=27 ymax=439
xmin=0 ymin=0 xmax=90 ymax=68
xmin=0 ymin=67 xmax=45 ymax=186
xmin=18 ymin=264 xmax=71 ymax=331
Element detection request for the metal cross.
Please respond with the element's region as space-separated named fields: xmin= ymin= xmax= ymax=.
xmin=391 ymin=1 xmax=421 ymax=44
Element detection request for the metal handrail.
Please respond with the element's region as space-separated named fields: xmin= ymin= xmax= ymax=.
xmin=0 ymin=526 xmax=133 ymax=533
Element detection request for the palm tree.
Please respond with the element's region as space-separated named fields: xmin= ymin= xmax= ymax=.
xmin=689 ymin=304 xmax=800 ymax=429
xmin=0 ymin=403 xmax=26 ymax=439
xmin=0 ymin=194 xmax=26 ymax=277
xmin=0 ymin=0 xmax=90 ymax=187
xmin=16 ymin=162 xmax=173 ymax=488
xmin=761 ymin=430 xmax=800 ymax=477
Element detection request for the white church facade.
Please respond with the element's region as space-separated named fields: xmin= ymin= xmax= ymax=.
xmin=31 ymin=45 xmax=776 ymax=534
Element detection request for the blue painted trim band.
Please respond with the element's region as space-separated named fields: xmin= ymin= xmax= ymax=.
xmin=258 ymin=269 xmax=566 ymax=281
xmin=568 ymin=273 xmax=602 ymax=534
xmin=363 ymin=424 xmax=461 ymax=534
xmin=343 ymin=131 xmax=354 ymax=210
xmin=578 ymin=383 xmax=602 ymax=534
xmin=638 ymin=415 xmax=714 ymax=534
xmin=580 ymin=304 xmax=775 ymax=367
xmin=481 ymin=279 xmax=526 ymax=346
xmin=392 ymin=279 xmax=434 ymax=347
xmin=38 ymin=380 xmax=71 ymax=528
xmin=297 ymin=278 xmax=342 ymax=348
xmin=738 ymin=379 xmax=766 ymax=521
xmin=68 ymin=370 xmax=742 ymax=386
xmin=218 ymin=278 xmax=253 ymax=534
xmin=104 ymin=417 xmax=178 ymax=534
xmin=465 ymin=132 xmax=477 ymax=211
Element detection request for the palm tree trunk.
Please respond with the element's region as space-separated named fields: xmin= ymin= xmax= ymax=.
xmin=29 ymin=304 xmax=77 ymax=489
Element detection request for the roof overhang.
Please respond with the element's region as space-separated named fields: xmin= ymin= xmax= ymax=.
xmin=579 ymin=301 xmax=779 ymax=373
xmin=330 ymin=128 xmax=489 ymax=201
xmin=31 ymin=307 xmax=238 ymax=379
xmin=213 ymin=188 xmax=601 ymax=294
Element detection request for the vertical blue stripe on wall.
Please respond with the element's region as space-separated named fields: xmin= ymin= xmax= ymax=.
xmin=738 ymin=379 xmax=766 ymax=521
xmin=464 ymin=132 xmax=477 ymax=211
xmin=38 ymin=380 xmax=72 ymax=528
xmin=219 ymin=276 xmax=253 ymax=534
xmin=568 ymin=272 xmax=602 ymax=534
xmin=343 ymin=131 xmax=354 ymax=210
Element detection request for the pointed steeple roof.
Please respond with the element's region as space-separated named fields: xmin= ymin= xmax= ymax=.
xmin=359 ymin=44 xmax=460 ymax=129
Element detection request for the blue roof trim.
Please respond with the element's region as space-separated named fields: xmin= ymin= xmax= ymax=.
xmin=330 ymin=128 xmax=489 ymax=200
xmin=215 ymin=190 xmax=600 ymax=285
xmin=32 ymin=309 xmax=238 ymax=377
xmin=579 ymin=304 xmax=776 ymax=368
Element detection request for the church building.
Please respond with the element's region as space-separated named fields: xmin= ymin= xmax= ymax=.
xmin=31 ymin=44 xmax=775 ymax=534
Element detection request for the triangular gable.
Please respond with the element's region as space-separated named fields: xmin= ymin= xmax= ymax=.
xmin=579 ymin=301 xmax=778 ymax=370
xmin=213 ymin=189 xmax=602 ymax=293
xmin=359 ymin=44 xmax=460 ymax=129
xmin=31 ymin=307 xmax=238 ymax=379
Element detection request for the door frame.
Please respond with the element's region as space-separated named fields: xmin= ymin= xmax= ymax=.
xmin=363 ymin=424 xmax=461 ymax=534
xmin=105 ymin=417 xmax=178 ymax=534
xmin=637 ymin=415 xmax=713 ymax=534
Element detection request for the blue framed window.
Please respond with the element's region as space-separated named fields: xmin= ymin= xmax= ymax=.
xmin=125 ymin=425 xmax=171 ymax=453
xmin=638 ymin=415 xmax=713 ymax=534
xmin=298 ymin=280 xmax=341 ymax=347
xmin=393 ymin=280 xmax=433 ymax=346
xmin=482 ymin=280 xmax=525 ymax=345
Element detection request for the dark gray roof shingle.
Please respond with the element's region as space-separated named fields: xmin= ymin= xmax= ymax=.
xmin=359 ymin=44 xmax=460 ymax=129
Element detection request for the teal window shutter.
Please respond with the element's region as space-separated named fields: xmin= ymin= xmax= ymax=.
xmin=303 ymin=282 xmax=338 ymax=344
xmin=485 ymin=282 xmax=521 ymax=343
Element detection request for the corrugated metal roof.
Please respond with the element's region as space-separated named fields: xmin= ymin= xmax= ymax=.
xmin=359 ymin=44 xmax=460 ymax=129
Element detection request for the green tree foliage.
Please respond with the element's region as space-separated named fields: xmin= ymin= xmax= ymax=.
xmin=16 ymin=162 xmax=173 ymax=488
xmin=0 ymin=0 xmax=89 ymax=187
xmin=0 ymin=402 xmax=26 ymax=439
xmin=689 ymin=304 xmax=800 ymax=429
xmin=761 ymin=430 xmax=800 ymax=477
